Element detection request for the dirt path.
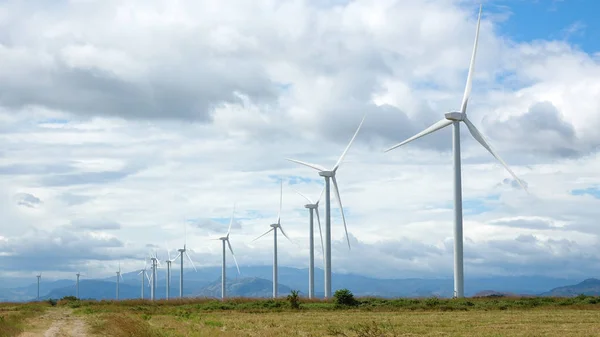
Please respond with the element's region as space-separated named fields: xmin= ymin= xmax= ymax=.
xmin=18 ymin=308 xmax=90 ymax=337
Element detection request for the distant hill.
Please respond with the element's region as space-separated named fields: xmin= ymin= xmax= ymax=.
xmin=198 ymin=277 xmax=293 ymax=298
xmin=40 ymin=280 xmax=140 ymax=301
xmin=473 ymin=290 xmax=520 ymax=297
xmin=0 ymin=265 xmax=582 ymax=302
xmin=540 ymin=278 xmax=600 ymax=297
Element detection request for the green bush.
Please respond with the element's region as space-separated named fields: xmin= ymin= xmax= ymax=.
xmin=334 ymin=289 xmax=357 ymax=306
xmin=287 ymin=290 xmax=301 ymax=309
xmin=47 ymin=299 xmax=57 ymax=307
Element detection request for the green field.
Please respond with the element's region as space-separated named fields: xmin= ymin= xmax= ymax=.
xmin=5 ymin=295 xmax=600 ymax=336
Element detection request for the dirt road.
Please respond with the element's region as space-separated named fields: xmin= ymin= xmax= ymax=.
xmin=18 ymin=308 xmax=89 ymax=337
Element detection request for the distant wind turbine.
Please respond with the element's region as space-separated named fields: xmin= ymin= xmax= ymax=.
xmin=75 ymin=272 xmax=82 ymax=299
xmin=286 ymin=114 xmax=366 ymax=298
xmin=174 ymin=225 xmax=197 ymax=298
xmin=36 ymin=273 xmax=42 ymax=301
xmin=294 ymin=188 xmax=325 ymax=299
xmin=116 ymin=263 xmax=124 ymax=300
xmin=384 ymin=5 xmax=527 ymax=298
xmin=149 ymin=252 xmax=161 ymax=301
xmin=213 ymin=204 xmax=241 ymax=300
xmin=137 ymin=260 xmax=150 ymax=299
xmin=165 ymin=245 xmax=177 ymax=300
xmin=252 ymin=180 xmax=292 ymax=298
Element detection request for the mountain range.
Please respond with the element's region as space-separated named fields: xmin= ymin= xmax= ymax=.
xmin=0 ymin=265 xmax=594 ymax=302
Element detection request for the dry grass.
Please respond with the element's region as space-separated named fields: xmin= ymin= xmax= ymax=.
xmin=66 ymin=296 xmax=600 ymax=336
xmin=0 ymin=302 xmax=48 ymax=337
xmin=85 ymin=309 xmax=600 ymax=336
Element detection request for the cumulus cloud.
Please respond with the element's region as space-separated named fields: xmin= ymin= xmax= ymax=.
xmin=0 ymin=0 xmax=599 ymax=283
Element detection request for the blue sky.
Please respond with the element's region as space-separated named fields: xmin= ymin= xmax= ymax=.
xmin=491 ymin=0 xmax=599 ymax=53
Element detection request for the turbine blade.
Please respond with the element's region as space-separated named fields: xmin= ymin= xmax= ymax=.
xmin=185 ymin=251 xmax=197 ymax=272
xmin=120 ymin=273 xmax=124 ymax=282
xmin=226 ymin=239 xmax=241 ymax=275
xmin=384 ymin=119 xmax=453 ymax=152
xmin=145 ymin=271 xmax=151 ymax=284
xmin=227 ymin=203 xmax=236 ymax=235
xmin=332 ymin=176 xmax=351 ymax=250
xmin=174 ymin=252 xmax=181 ymax=262
xmin=333 ymin=113 xmax=367 ymax=172
xmin=293 ymin=189 xmax=313 ymax=204
xmin=315 ymin=206 xmax=325 ymax=256
xmin=285 ymin=158 xmax=326 ymax=172
xmin=278 ymin=225 xmax=293 ymax=243
xmin=460 ymin=5 xmax=482 ymax=114
xmin=166 ymin=242 xmax=172 ymax=261
xmin=277 ymin=179 xmax=283 ymax=224
xmin=464 ymin=118 xmax=529 ymax=193
xmin=252 ymin=228 xmax=274 ymax=242
xmin=316 ymin=185 xmax=325 ymax=204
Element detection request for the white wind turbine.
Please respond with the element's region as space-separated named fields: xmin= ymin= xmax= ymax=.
xmin=214 ymin=204 xmax=241 ymax=300
xmin=252 ymin=180 xmax=293 ymax=298
xmin=36 ymin=273 xmax=42 ymax=301
xmin=148 ymin=252 xmax=161 ymax=301
xmin=137 ymin=260 xmax=150 ymax=299
xmin=294 ymin=188 xmax=325 ymax=299
xmin=384 ymin=6 xmax=527 ymax=298
xmin=286 ymin=114 xmax=366 ymax=298
xmin=174 ymin=226 xmax=197 ymax=298
xmin=75 ymin=272 xmax=82 ymax=299
xmin=165 ymin=245 xmax=177 ymax=300
xmin=116 ymin=263 xmax=124 ymax=300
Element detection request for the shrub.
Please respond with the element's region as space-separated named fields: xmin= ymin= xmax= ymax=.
xmin=287 ymin=290 xmax=301 ymax=309
xmin=61 ymin=296 xmax=78 ymax=302
xmin=46 ymin=299 xmax=57 ymax=307
xmin=334 ymin=289 xmax=357 ymax=306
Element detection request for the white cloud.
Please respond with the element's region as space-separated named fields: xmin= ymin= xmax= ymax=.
xmin=0 ymin=0 xmax=599 ymax=284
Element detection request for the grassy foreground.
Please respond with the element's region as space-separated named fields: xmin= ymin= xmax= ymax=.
xmin=0 ymin=302 xmax=48 ymax=337
xmin=59 ymin=295 xmax=600 ymax=336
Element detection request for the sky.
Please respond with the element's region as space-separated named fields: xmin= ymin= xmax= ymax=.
xmin=1 ymin=0 xmax=600 ymax=283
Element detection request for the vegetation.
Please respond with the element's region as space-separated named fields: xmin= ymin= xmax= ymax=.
xmin=287 ymin=289 xmax=301 ymax=309
xmin=8 ymin=294 xmax=600 ymax=336
xmin=0 ymin=302 xmax=48 ymax=337
xmin=334 ymin=288 xmax=357 ymax=306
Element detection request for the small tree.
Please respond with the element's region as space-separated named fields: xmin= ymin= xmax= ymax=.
xmin=334 ymin=288 xmax=357 ymax=306
xmin=287 ymin=290 xmax=301 ymax=309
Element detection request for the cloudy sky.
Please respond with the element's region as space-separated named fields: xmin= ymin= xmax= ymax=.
xmin=1 ymin=0 xmax=600 ymax=282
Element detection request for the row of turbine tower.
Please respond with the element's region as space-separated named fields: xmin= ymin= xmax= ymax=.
xmin=34 ymin=5 xmax=525 ymax=301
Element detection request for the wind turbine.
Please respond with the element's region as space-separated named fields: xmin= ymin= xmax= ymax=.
xmin=295 ymin=188 xmax=325 ymax=299
xmin=214 ymin=204 xmax=241 ymax=300
xmin=75 ymin=272 xmax=82 ymax=299
xmin=165 ymin=245 xmax=177 ymax=300
xmin=286 ymin=114 xmax=366 ymax=298
xmin=116 ymin=263 xmax=124 ymax=300
xmin=174 ymin=227 xmax=197 ymax=298
xmin=384 ymin=6 xmax=527 ymax=298
xmin=149 ymin=252 xmax=161 ymax=301
xmin=137 ymin=261 xmax=150 ymax=299
xmin=36 ymin=273 xmax=42 ymax=301
xmin=252 ymin=180 xmax=292 ymax=298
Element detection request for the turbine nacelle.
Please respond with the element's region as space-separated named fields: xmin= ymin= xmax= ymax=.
xmin=270 ymin=223 xmax=279 ymax=228
xmin=444 ymin=112 xmax=464 ymax=121
xmin=318 ymin=171 xmax=334 ymax=178
xmin=304 ymin=203 xmax=318 ymax=209
xmin=219 ymin=236 xmax=228 ymax=240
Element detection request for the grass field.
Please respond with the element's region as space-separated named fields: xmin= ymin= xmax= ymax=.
xmin=7 ymin=295 xmax=600 ymax=336
xmin=0 ymin=302 xmax=48 ymax=337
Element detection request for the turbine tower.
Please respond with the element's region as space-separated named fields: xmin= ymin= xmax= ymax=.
xmin=252 ymin=180 xmax=292 ymax=298
xmin=116 ymin=263 xmax=124 ymax=300
xmin=75 ymin=272 xmax=81 ymax=299
xmin=384 ymin=6 xmax=527 ymax=298
xmin=174 ymin=229 xmax=197 ymax=298
xmin=214 ymin=204 xmax=241 ymax=300
xmin=286 ymin=114 xmax=366 ymax=298
xmin=149 ymin=252 xmax=160 ymax=301
xmin=295 ymin=189 xmax=325 ymax=299
xmin=165 ymin=246 xmax=177 ymax=300
xmin=36 ymin=273 xmax=42 ymax=301
xmin=137 ymin=261 xmax=150 ymax=299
